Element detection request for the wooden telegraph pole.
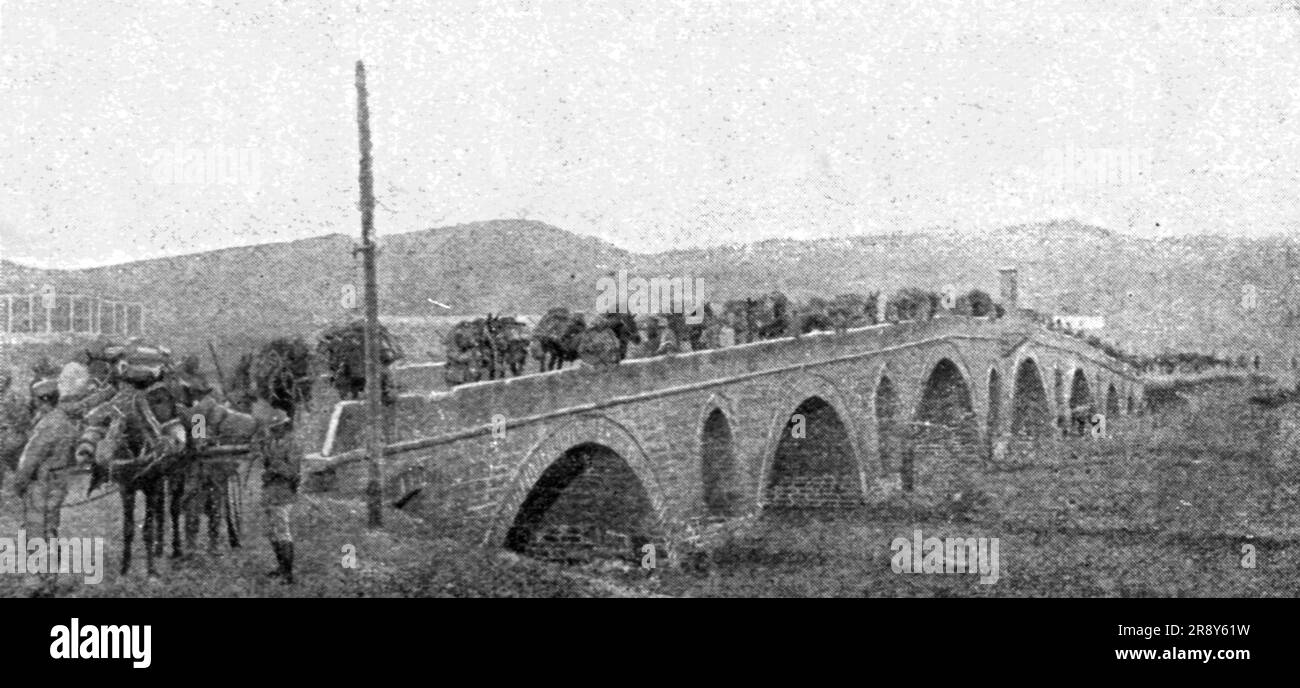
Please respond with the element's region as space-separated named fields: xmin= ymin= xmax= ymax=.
xmin=355 ymin=59 xmax=384 ymax=528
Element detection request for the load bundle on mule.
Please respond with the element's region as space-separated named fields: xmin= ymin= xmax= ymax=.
xmin=450 ymin=281 xmax=1007 ymax=383
xmin=250 ymin=337 xmax=315 ymax=418
xmin=885 ymin=288 xmax=942 ymax=322
xmin=628 ymin=312 xmax=706 ymax=356
xmin=100 ymin=340 xmax=173 ymax=385
xmin=79 ymin=340 xmax=184 ymax=491
xmin=76 ymin=340 xmax=192 ymax=576
xmin=532 ymin=307 xmax=586 ymax=372
xmin=442 ymin=314 xmax=531 ymax=386
xmin=575 ymin=312 xmax=640 ymax=368
xmin=954 ymin=289 xmax=997 ymax=317
xmin=317 ymin=320 xmax=402 ymax=403
xmin=74 ymin=338 xmax=265 ymax=575
xmin=587 ymin=312 xmax=640 ymax=359
xmin=830 ymin=293 xmax=878 ymax=329
xmin=444 ymin=318 xmax=490 ymax=386
xmin=527 ymin=309 xmax=644 ymax=373
xmin=796 ymin=293 xmax=879 ymax=333
xmin=487 ymin=315 xmax=531 ymax=377
xmin=721 ymin=292 xmax=794 ymax=343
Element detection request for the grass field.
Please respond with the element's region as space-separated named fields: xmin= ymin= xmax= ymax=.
xmin=654 ymin=376 xmax=1300 ymax=597
xmin=0 ymin=467 xmax=657 ymax=598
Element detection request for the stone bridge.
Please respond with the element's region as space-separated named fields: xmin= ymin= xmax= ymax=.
xmin=309 ymin=314 xmax=1143 ymax=557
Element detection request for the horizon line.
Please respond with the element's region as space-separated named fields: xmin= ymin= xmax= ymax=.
xmin=2 ymin=217 xmax=1297 ymax=272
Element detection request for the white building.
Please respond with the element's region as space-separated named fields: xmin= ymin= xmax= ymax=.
xmin=1053 ymin=314 xmax=1105 ymax=332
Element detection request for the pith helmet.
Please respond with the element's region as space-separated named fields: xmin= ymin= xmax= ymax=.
xmin=58 ymin=361 xmax=91 ymax=402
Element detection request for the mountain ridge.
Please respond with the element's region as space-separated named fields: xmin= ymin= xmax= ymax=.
xmin=3 ymin=219 xmax=1298 ymax=363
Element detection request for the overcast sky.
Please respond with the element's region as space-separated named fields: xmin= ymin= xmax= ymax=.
xmin=1 ymin=0 xmax=1298 ymax=268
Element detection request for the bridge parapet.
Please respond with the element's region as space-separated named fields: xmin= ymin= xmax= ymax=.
xmin=320 ymin=316 xmax=1016 ymax=458
xmin=313 ymin=313 xmax=1138 ymax=465
xmin=1030 ymin=328 xmax=1139 ymax=381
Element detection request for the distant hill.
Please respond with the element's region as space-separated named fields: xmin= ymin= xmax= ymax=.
xmin=3 ymin=218 xmax=1300 ymax=366
xmin=0 ymin=220 xmax=635 ymax=360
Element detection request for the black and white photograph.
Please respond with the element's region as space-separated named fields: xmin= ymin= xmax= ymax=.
xmin=0 ymin=1 xmax=1297 ymax=663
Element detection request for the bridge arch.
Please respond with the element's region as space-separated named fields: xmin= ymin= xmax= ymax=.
xmin=921 ymin=341 xmax=980 ymax=408
xmin=490 ymin=415 xmax=670 ymax=551
xmin=910 ymin=357 xmax=980 ymax=492
xmin=760 ymin=374 xmax=864 ymax=508
xmin=1010 ymin=356 xmax=1053 ymax=437
xmin=1067 ymin=368 xmax=1093 ymax=434
xmin=1106 ymin=382 xmax=1120 ymax=418
xmin=914 ymin=357 xmax=977 ymax=420
xmin=698 ymin=397 xmax=741 ymax=518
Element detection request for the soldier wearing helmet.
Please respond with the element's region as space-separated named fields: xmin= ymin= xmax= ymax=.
xmin=251 ymin=401 xmax=301 ymax=584
xmin=13 ymin=378 xmax=79 ymax=543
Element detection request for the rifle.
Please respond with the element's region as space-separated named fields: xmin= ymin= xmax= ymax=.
xmin=207 ymin=341 xmax=229 ymax=398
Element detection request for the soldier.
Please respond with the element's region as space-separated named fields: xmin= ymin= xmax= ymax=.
xmin=251 ymin=402 xmax=300 ymax=584
xmin=181 ymin=372 xmax=222 ymax=554
xmin=184 ymin=384 xmax=246 ymax=554
xmin=624 ymin=317 xmax=654 ymax=360
xmin=0 ymin=370 xmax=33 ymax=505
xmin=12 ymin=379 xmax=78 ymax=544
xmin=718 ymin=323 xmax=736 ymax=349
xmin=655 ymin=316 xmax=681 ymax=356
xmin=57 ymin=359 xmax=115 ymax=422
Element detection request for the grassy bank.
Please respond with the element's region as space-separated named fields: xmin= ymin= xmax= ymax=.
xmin=0 ymin=475 xmax=660 ymax=598
xmin=656 ymin=375 xmax=1300 ymax=597
xmin=5 ymin=373 xmax=1298 ymax=597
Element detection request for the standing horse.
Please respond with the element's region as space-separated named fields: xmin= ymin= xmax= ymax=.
xmin=79 ymin=380 xmax=190 ymax=576
xmin=756 ymin=292 xmax=793 ymax=339
xmin=443 ymin=318 xmax=491 ymax=386
xmin=182 ymin=393 xmax=260 ymax=554
xmin=483 ymin=314 xmax=530 ymax=379
xmin=444 ymin=331 xmax=492 ymax=388
xmin=533 ymin=308 xmax=586 ymax=372
xmin=318 ymin=322 xmax=400 ymax=401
